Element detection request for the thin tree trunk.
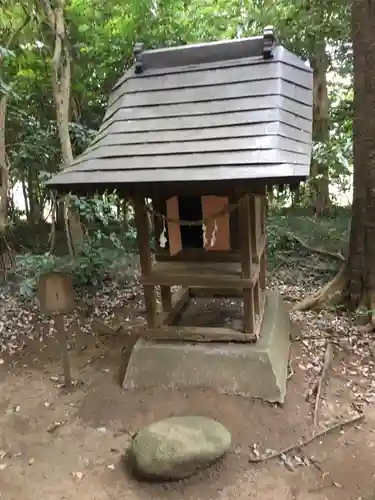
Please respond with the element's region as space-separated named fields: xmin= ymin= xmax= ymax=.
xmin=27 ymin=166 xmax=43 ymax=225
xmin=294 ymin=0 xmax=375 ymax=325
xmin=121 ymin=197 xmax=129 ymax=233
xmin=0 ymin=95 xmax=9 ymax=232
xmin=56 ymin=201 xmax=65 ymax=230
xmin=7 ymin=180 xmax=15 ymax=220
xmin=310 ymin=41 xmax=330 ymax=216
xmin=21 ymin=177 xmax=30 ymax=222
xmin=39 ymin=0 xmax=84 ymax=256
xmin=0 ymin=95 xmax=14 ymax=280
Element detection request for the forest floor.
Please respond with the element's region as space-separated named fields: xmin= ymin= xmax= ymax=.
xmin=2 ymin=210 xmax=375 ymax=500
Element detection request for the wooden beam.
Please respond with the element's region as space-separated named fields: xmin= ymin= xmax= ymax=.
xmin=255 ymin=292 xmax=266 ymax=333
xmin=250 ymin=195 xmax=262 ymax=316
xmin=238 ymin=194 xmax=255 ymax=334
xmin=128 ymin=179 xmax=274 ymax=197
xmin=249 ymin=195 xmax=259 ymax=263
xmin=260 ymin=194 xmax=266 ymax=236
xmin=140 ymin=261 xmax=259 ymax=288
xmin=156 ymin=243 xmax=264 ymax=265
xmin=259 ymin=195 xmax=267 ymax=290
xmin=254 ymin=280 xmax=260 ymax=317
xmin=155 ymin=249 xmax=241 ymax=263
xmin=55 ymin=177 xmax=308 ymax=199
xmin=257 ymin=234 xmax=267 ymax=261
xmin=134 ymin=195 xmax=158 ymax=328
xmin=158 ymin=287 xmax=190 ymax=326
xmin=260 ymin=251 xmax=267 ymax=291
xmin=189 ymin=287 xmax=244 ymax=298
xmin=141 ymin=325 xmax=258 ymax=343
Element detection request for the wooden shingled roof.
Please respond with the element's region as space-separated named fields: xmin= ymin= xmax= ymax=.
xmin=48 ymin=28 xmax=313 ymax=194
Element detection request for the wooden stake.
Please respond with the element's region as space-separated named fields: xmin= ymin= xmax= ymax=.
xmin=54 ymin=314 xmax=71 ymax=387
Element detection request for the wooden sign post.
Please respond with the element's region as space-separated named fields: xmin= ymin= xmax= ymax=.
xmin=37 ymin=272 xmax=76 ymax=387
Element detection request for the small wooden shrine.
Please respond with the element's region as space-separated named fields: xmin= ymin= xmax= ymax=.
xmin=48 ymin=28 xmax=313 ymax=347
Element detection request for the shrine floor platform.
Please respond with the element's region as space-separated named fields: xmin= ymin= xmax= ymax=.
xmin=122 ymin=290 xmax=292 ymax=403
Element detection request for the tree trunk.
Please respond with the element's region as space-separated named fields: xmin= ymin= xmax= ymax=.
xmin=0 ymin=95 xmax=14 ymax=280
xmin=347 ymin=0 xmax=375 ymax=318
xmin=310 ymin=41 xmax=330 ymax=216
xmin=0 ymin=95 xmax=9 ymax=232
xmin=21 ymin=177 xmax=30 ymax=222
xmin=121 ymin=197 xmax=129 ymax=233
xmin=27 ymin=166 xmax=43 ymax=225
xmin=7 ymin=180 xmax=15 ymax=220
xmin=56 ymin=201 xmax=65 ymax=230
xmin=39 ymin=0 xmax=84 ymax=255
xmin=294 ymin=0 xmax=375 ymax=324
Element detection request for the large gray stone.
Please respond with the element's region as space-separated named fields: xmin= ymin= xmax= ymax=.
xmin=123 ymin=290 xmax=291 ymax=403
xmin=128 ymin=416 xmax=231 ymax=480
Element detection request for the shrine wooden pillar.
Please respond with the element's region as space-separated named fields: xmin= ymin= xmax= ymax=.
xmin=133 ymin=196 xmax=158 ymax=328
xmin=238 ymin=194 xmax=255 ymax=336
xmin=152 ymin=197 xmax=172 ymax=313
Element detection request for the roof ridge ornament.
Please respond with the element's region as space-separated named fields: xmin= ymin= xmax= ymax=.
xmin=263 ymin=26 xmax=276 ymax=60
xmin=134 ymin=42 xmax=144 ymax=74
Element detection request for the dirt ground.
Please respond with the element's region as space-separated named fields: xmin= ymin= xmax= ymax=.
xmin=1 ymin=322 xmax=375 ymax=500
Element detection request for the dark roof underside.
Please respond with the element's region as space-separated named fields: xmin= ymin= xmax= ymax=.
xmin=48 ymin=36 xmax=313 ymax=193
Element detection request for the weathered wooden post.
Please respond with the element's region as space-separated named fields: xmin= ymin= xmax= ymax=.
xmin=38 ymin=271 xmax=76 ymax=387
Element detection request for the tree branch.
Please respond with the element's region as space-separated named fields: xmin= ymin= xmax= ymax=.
xmin=286 ymin=231 xmax=345 ymax=262
xmin=4 ymin=6 xmax=31 ymax=52
xmin=313 ymin=341 xmax=334 ymax=432
xmin=248 ymin=413 xmax=364 ymax=463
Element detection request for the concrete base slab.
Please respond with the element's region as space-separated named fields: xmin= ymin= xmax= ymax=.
xmin=123 ymin=291 xmax=292 ymax=403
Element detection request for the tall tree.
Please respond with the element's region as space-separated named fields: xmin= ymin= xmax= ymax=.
xmin=38 ymin=0 xmax=84 ymax=255
xmin=295 ymin=0 xmax=375 ymax=326
xmin=0 ymin=3 xmax=31 ymax=275
xmin=263 ymin=0 xmax=350 ymax=214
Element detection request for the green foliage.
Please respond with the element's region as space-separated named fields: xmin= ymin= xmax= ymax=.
xmin=0 ymin=0 xmax=354 ymax=295
xmin=13 ymin=228 xmax=136 ymax=297
xmin=266 ymin=207 xmax=350 ymax=268
xmin=1 ymin=0 xmax=353 ymax=215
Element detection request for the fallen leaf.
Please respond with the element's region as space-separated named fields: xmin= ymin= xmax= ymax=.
xmin=0 ymin=464 xmax=8 ymax=471
xmin=47 ymin=421 xmax=65 ymax=433
xmin=280 ymin=453 xmax=295 ymax=472
xmin=72 ymin=471 xmax=84 ymax=480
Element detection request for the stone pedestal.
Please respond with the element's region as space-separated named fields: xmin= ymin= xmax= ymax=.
xmin=123 ymin=291 xmax=292 ymax=403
